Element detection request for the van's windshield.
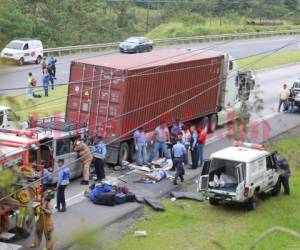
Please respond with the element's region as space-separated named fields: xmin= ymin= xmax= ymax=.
xmin=6 ymin=41 xmax=24 ymax=50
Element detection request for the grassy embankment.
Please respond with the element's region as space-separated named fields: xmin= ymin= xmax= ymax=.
xmin=107 ymin=135 xmax=300 ymax=250
xmin=146 ymin=20 xmax=299 ymax=39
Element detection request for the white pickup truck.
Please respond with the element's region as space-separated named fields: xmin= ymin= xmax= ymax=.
xmin=197 ymin=144 xmax=281 ymax=210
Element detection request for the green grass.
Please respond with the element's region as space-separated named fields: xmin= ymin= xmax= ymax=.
xmin=107 ymin=136 xmax=300 ymax=250
xmin=0 ymin=85 xmax=67 ymax=120
xmin=147 ymin=20 xmax=299 ymax=39
xmin=237 ymin=50 xmax=300 ymax=70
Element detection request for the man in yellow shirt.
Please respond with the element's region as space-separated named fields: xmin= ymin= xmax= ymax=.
xmin=278 ymin=84 xmax=289 ymax=112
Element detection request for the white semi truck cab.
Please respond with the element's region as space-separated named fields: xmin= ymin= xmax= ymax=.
xmin=197 ymin=143 xmax=281 ymax=210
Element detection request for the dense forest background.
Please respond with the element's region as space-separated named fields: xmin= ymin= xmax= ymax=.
xmin=0 ymin=0 xmax=299 ymax=48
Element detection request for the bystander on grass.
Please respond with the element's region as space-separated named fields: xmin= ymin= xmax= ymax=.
xmin=237 ymin=49 xmax=300 ymax=70
xmin=0 ymin=85 xmax=67 ymax=120
xmin=108 ymin=135 xmax=300 ymax=250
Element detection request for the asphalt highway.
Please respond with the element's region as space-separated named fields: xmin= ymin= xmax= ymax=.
xmin=12 ymin=62 xmax=300 ymax=249
xmin=0 ymin=35 xmax=300 ymax=94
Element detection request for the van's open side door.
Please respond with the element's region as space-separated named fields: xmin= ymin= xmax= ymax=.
xmin=197 ymin=159 xmax=211 ymax=192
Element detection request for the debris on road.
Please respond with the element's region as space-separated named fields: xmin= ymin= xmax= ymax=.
xmin=170 ymin=192 xmax=204 ymax=202
xmin=135 ymin=194 xmax=145 ymax=204
xmin=144 ymin=197 xmax=165 ymax=211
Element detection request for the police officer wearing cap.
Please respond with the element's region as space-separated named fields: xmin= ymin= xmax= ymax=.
xmin=92 ymin=135 xmax=107 ymax=181
xmin=172 ymin=137 xmax=186 ymax=185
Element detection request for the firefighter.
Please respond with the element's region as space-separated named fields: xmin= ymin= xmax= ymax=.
xmin=74 ymin=140 xmax=93 ymax=185
xmin=31 ymin=191 xmax=54 ymax=250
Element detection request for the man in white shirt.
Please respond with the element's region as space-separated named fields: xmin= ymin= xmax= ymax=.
xmin=278 ymin=84 xmax=289 ymax=112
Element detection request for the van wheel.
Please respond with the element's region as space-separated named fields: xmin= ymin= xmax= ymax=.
xmin=208 ymin=114 xmax=218 ymax=133
xmin=19 ymin=57 xmax=24 ymax=66
xmin=247 ymin=193 xmax=258 ymax=210
xmin=118 ymin=142 xmax=129 ymax=166
xmin=271 ymin=178 xmax=281 ymax=196
xmin=209 ymin=198 xmax=219 ymax=205
xmin=35 ymin=56 xmax=42 ymax=64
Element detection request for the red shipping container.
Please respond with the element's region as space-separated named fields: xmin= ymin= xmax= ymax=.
xmin=66 ymin=49 xmax=224 ymax=143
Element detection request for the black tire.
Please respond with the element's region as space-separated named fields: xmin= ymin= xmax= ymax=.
xmin=147 ymin=46 xmax=153 ymax=52
xmin=19 ymin=57 xmax=24 ymax=66
xmin=208 ymin=114 xmax=218 ymax=133
xmin=247 ymin=193 xmax=258 ymax=210
xmin=35 ymin=55 xmax=42 ymax=64
xmin=118 ymin=142 xmax=129 ymax=166
xmin=128 ymin=141 xmax=136 ymax=163
xmin=209 ymin=198 xmax=219 ymax=206
xmin=271 ymin=178 xmax=281 ymax=196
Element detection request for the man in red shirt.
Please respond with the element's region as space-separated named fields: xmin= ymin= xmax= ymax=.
xmin=198 ymin=125 xmax=206 ymax=166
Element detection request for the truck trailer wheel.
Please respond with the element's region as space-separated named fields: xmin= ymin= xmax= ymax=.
xmin=200 ymin=116 xmax=209 ymax=133
xmin=118 ymin=142 xmax=129 ymax=165
xmin=208 ymin=114 xmax=218 ymax=133
xmin=129 ymin=141 xmax=136 ymax=163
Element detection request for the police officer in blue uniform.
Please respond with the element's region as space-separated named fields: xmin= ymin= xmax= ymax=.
xmin=92 ymin=135 xmax=107 ymax=181
xmin=172 ymin=138 xmax=187 ymax=185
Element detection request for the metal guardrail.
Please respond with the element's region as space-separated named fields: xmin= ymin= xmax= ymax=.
xmin=43 ymin=29 xmax=300 ymax=56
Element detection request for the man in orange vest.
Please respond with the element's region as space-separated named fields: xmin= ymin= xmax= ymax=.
xmin=74 ymin=140 xmax=93 ymax=185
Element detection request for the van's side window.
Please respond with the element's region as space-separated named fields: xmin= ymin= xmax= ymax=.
xmin=266 ymin=156 xmax=275 ymax=170
xmin=23 ymin=43 xmax=29 ymax=50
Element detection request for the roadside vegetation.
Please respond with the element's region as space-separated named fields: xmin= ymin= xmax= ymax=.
xmin=1 ymin=0 xmax=300 ymax=49
xmin=237 ymin=50 xmax=300 ymax=70
xmin=106 ymin=135 xmax=300 ymax=250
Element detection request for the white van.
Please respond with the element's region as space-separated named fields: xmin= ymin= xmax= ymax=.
xmin=1 ymin=38 xmax=43 ymax=65
xmin=197 ymin=144 xmax=281 ymax=210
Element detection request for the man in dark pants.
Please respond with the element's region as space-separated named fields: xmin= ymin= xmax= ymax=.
xmin=277 ymin=158 xmax=291 ymax=195
xmin=189 ymin=125 xmax=199 ymax=169
xmin=56 ymin=159 xmax=70 ymax=212
xmin=172 ymin=138 xmax=186 ymax=185
xmin=92 ymin=135 xmax=107 ymax=181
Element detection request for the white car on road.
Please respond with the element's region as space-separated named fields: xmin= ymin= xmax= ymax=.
xmin=1 ymin=38 xmax=43 ymax=65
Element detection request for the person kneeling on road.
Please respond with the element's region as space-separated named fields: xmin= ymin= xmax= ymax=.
xmin=172 ymin=137 xmax=186 ymax=185
xmin=74 ymin=140 xmax=93 ymax=185
xmin=92 ymin=135 xmax=107 ymax=181
xmin=31 ymin=191 xmax=54 ymax=250
xmin=56 ymin=159 xmax=70 ymax=212
xmin=277 ymin=158 xmax=291 ymax=195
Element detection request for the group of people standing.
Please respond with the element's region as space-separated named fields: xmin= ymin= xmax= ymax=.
xmin=278 ymin=83 xmax=296 ymax=113
xmin=133 ymin=120 xmax=206 ymax=185
xmin=26 ymin=56 xmax=57 ymax=100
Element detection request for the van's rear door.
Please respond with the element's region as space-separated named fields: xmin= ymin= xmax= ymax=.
xmin=235 ymin=163 xmax=245 ymax=200
xmin=197 ymin=160 xmax=211 ymax=192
